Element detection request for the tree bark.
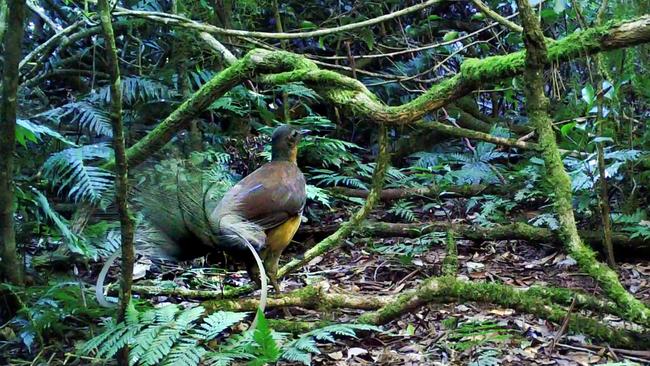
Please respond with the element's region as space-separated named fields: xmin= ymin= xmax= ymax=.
xmin=98 ymin=1 xmax=136 ymax=364
xmin=516 ymin=0 xmax=650 ymax=326
xmin=0 ymin=0 xmax=25 ymax=285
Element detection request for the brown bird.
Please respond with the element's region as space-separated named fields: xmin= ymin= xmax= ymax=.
xmin=96 ymin=125 xmax=306 ymax=322
xmin=212 ymin=124 xmax=306 ymax=292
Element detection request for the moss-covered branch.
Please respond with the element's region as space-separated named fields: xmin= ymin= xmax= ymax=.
xmin=517 ymin=0 xmax=650 ymax=326
xmin=328 ymin=184 xmax=501 ymax=202
xmin=102 ymin=15 xmax=650 ymax=170
xmin=357 ymin=276 xmax=647 ymax=349
xmin=202 ymin=285 xmax=394 ymax=312
xmin=299 ymin=220 xmax=650 ymax=255
xmin=195 ymin=277 xmax=647 ymax=349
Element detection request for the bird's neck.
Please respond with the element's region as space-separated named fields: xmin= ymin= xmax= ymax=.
xmin=271 ymin=146 xmax=298 ymax=164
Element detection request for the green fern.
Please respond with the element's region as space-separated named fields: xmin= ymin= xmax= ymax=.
xmin=42 ymin=143 xmax=114 ymax=203
xmin=82 ymin=305 xmax=248 ymax=366
xmin=311 ymin=169 xmax=367 ymax=189
xmin=16 ymin=119 xmax=76 ymax=147
xmin=388 ymin=199 xmax=417 ymax=222
xmin=82 ymin=305 xmax=382 ymax=366
xmin=306 ymin=184 xmax=332 ymax=208
xmin=281 ymin=324 xmax=382 ymax=365
xmin=33 ymin=189 xmax=87 ymax=254
xmin=40 ymin=101 xmax=113 ymax=137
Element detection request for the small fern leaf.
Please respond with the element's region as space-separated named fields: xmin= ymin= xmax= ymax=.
xmin=162 ymin=339 xmax=206 ymax=366
xmin=197 ymin=311 xmax=247 ymax=341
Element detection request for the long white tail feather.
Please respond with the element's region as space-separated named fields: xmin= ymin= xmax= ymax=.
xmin=95 ymin=250 xmax=120 ymax=308
xmin=236 ymin=234 xmax=268 ymax=331
xmin=219 ymin=213 xmax=268 ymax=330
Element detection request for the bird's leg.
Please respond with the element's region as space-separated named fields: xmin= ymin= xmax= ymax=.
xmin=263 ymin=248 xmax=283 ymax=293
xmin=263 ymin=248 xmax=292 ymax=317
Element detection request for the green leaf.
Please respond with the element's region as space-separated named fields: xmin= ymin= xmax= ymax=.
xmin=560 ymin=122 xmax=576 ymax=137
xmin=16 ymin=119 xmax=76 ymax=147
xmin=250 ymin=309 xmax=280 ymax=365
xmin=581 ymin=84 xmax=595 ymax=105
xmin=443 ymin=31 xmax=459 ymax=42
xmin=300 ymin=20 xmax=317 ymax=30
xmin=471 ymin=12 xmax=485 ymax=21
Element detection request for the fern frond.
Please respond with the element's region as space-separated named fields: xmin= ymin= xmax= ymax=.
xmin=197 ymin=311 xmax=247 ymax=341
xmin=33 ymin=189 xmax=86 ymax=254
xmin=281 ymin=324 xmax=382 ymax=365
xmin=163 ymin=339 xmax=206 ymax=366
xmin=42 ymin=143 xmax=114 ymax=203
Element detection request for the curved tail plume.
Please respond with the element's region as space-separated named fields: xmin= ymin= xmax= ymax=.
xmin=95 ymin=162 xmax=269 ymax=329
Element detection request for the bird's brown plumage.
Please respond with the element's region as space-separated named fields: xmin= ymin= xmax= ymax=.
xmin=212 ymin=124 xmax=306 ymax=292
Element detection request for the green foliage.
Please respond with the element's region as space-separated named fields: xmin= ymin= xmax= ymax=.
xmin=40 ymin=101 xmax=113 ymax=137
xmin=466 ymin=195 xmax=517 ymax=227
xmin=82 ymin=305 xmax=381 ymax=366
xmin=565 ymin=149 xmax=641 ymax=192
xmin=281 ymin=324 xmax=382 ymax=365
xmin=95 ymin=76 xmax=172 ymax=105
xmin=82 ymin=304 xmax=242 ymax=366
xmin=411 ymin=127 xmax=512 ymax=185
xmin=306 ymin=184 xmax=332 ymax=208
xmin=32 ymin=189 xmax=88 ymax=254
xmin=3 ymin=281 xmax=111 ymax=352
xmin=42 ymin=143 xmax=114 ymax=204
xmin=446 ymin=320 xmax=516 ymax=352
xmin=371 ymin=231 xmax=446 ymax=263
xmin=16 ymin=119 xmax=76 ymax=147
xmin=613 ymin=210 xmax=650 ymax=240
xmin=388 ymin=199 xmax=417 ymax=222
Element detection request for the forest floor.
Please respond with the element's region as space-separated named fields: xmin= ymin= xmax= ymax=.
xmin=136 ymin=200 xmax=650 ymax=366
xmin=5 ymin=201 xmax=649 ymax=365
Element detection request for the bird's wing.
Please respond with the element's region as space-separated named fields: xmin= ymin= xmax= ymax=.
xmin=216 ymin=161 xmax=306 ymax=231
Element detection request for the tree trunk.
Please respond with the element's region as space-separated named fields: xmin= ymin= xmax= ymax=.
xmin=98 ymin=0 xmax=136 ymax=364
xmin=516 ymin=0 xmax=650 ymax=326
xmin=0 ymin=0 xmax=25 ymax=285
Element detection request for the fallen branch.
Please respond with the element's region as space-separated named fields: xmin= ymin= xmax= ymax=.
xmin=196 ymin=279 xmax=647 ymax=349
xmin=356 ymin=276 xmax=648 ymax=349
xmin=328 ymin=184 xmax=501 ymax=201
xmin=297 ymin=220 xmax=650 ymax=254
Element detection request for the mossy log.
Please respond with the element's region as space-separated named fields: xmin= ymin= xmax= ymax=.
xmin=357 ymin=276 xmax=648 ymax=349
xmin=328 ymin=184 xmax=504 ymax=201
xmin=195 ymin=278 xmax=647 ymax=349
xmin=297 ymin=220 xmax=650 ymax=255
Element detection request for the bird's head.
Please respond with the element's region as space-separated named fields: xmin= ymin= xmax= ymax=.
xmin=271 ymin=124 xmax=302 ymax=163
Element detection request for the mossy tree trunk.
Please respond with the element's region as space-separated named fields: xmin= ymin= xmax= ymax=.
xmin=516 ymin=0 xmax=650 ymax=326
xmin=0 ymin=0 xmax=25 ymax=285
xmin=98 ymin=1 xmax=136 ymax=364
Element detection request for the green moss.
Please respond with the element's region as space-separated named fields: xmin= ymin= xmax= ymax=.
xmin=442 ymin=230 xmax=458 ymax=276
xmin=460 ymin=52 xmax=525 ymax=82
